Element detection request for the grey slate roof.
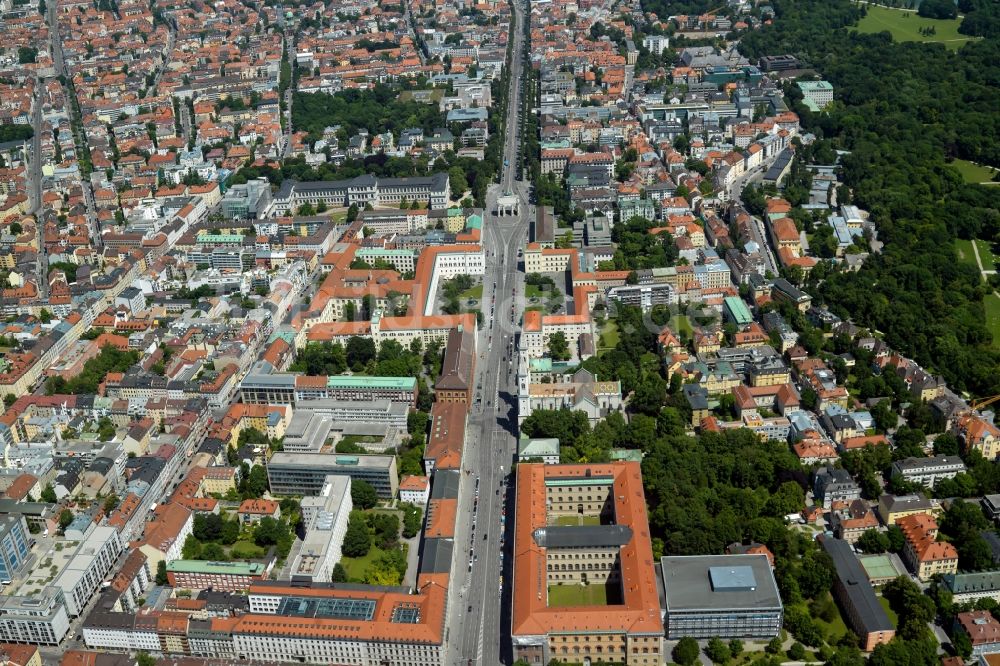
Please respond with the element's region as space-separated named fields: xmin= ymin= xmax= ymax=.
xmin=820 ymin=535 xmax=894 ymax=633
xmin=532 ymin=525 xmax=633 ymax=549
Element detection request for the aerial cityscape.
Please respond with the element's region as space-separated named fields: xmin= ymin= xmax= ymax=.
xmin=0 ymin=0 xmax=997 ymax=661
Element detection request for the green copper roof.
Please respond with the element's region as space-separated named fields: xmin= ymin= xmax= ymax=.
xmin=325 ymin=375 xmax=416 ymax=389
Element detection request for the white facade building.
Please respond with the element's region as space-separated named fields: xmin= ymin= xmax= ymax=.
xmin=293 ymin=475 xmax=353 ymax=584
xmin=54 ymin=526 xmax=125 ymax=616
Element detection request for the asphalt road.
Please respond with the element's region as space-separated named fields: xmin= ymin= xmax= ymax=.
xmin=446 ymin=1 xmax=530 ymax=664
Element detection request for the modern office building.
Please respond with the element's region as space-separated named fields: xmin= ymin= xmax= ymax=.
xmin=511 ymin=462 xmax=664 ymax=666
xmin=267 ymin=452 xmax=398 ymax=498
xmin=820 ymin=535 xmax=895 ymax=651
xmin=240 ymin=369 xmax=417 ymax=407
xmin=0 ymin=515 xmax=31 ymax=582
xmin=281 ymin=411 xmax=334 ymax=453
xmin=220 ymin=178 xmax=273 ymax=220
xmin=294 ymin=400 xmax=409 ymax=428
xmin=293 ymin=475 xmax=352 ymax=584
xmin=660 ymin=554 xmax=783 ymax=639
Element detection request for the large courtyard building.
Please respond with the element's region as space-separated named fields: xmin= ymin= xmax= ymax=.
xmin=660 ymin=554 xmax=783 ymax=639
xmin=511 ymin=462 xmax=663 ymax=666
xmin=271 ymin=174 xmax=451 ymax=214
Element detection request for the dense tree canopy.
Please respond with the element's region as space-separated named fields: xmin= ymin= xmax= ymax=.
xmin=738 ymin=0 xmax=1000 ymax=397
xmin=292 ymin=86 xmax=444 ymax=141
xmin=0 ymin=124 xmax=33 ymax=142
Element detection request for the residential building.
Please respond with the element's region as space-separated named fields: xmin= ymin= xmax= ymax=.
xmin=890 ymin=455 xmax=966 ymax=489
xmin=942 ymin=571 xmax=1000 ymax=604
xmin=955 ymin=413 xmax=1000 ymax=461
xmin=956 ymin=611 xmax=1000 ymax=657
xmin=898 ymin=513 xmax=958 ymax=581
xmin=398 ymin=475 xmax=430 ymax=506
xmin=661 ymin=554 xmax=783 ymax=639
xmin=830 ymin=500 xmax=879 ymax=544
xmin=813 ymin=467 xmax=861 ymax=509
xmin=877 ymin=493 xmax=934 ymax=526
xmin=137 ymin=503 xmax=194 ymax=571
xmin=54 ymin=526 xmax=125 ymax=616
xmin=237 ymin=499 xmax=281 ymax=525
xmin=0 ymin=588 xmax=71 ymax=645
xmin=0 ymin=644 xmax=40 ymax=666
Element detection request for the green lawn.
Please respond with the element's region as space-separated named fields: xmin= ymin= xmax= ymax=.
xmin=598 ymin=320 xmax=619 ymax=349
xmin=951 ymin=159 xmax=999 ymax=184
xmin=525 ymin=284 xmax=547 ymax=299
xmin=855 ymin=5 xmax=973 ymax=49
xmin=547 ymin=583 xmax=620 ymax=607
xmin=976 ymin=239 xmax=999 ymax=271
xmin=878 ymin=596 xmax=899 ymax=628
xmin=552 ymin=515 xmax=602 ymax=526
xmin=985 ymin=293 xmax=1000 ymax=349
xmin=460 ymin=284 xmax=483 ymax=301
xmin=340 ymin=545 xmax=385 ymax=582
xmin=230 ymin=540 xmax=266 ymax=559
xmin=339 ymin=434 xmax=382 ymax=447
xmin=956 ymin=238 xmax=979 ymax=272
xmin=670 ymin=314 xmax=693 ymax=338
xmin=789 ymin=597 xmax=848 ymax=644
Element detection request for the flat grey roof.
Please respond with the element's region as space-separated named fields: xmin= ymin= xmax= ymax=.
xmin=268 ymin=452 xmax=395 ymax=469
xmin=242 ymin=373 xmax=296 ymax=387
xmin=662 ymin=554 xmax=782 ymax=612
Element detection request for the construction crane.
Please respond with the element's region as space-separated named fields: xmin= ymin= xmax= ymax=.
xmin=970 ymin=394 xmax=1000 ymax=412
